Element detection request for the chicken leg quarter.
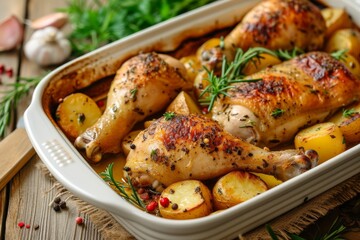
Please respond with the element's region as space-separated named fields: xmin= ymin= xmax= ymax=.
xmin=75 ymin=52 xmax=192 ymax=162
xmin=212 ymin=52 xmax=360 ymax=148
xmin=124 ymin=114 xmax=318 ymax=188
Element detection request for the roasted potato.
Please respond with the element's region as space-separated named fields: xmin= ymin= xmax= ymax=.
xmin=339 ymin=53 xmax=360 ymax=78
xmin=180 ymin=55 xmax=202 ymax=82
xmin=166 ymin=91 xmax=201 ymax=115
xmin=56 ymin=93 xmax=102 ymax=141
xmin=321 ymin=8 xmax=353 ymax=38
xmin=325 ymin=28 xmax=360 ymax=61
xmin=121 ymin=130 xmax=142 ymax=155
xmin=252 ymin=173 xmax=282 ymax=189
xmin=193 ymin=70 xmax=210 ymax=101
xmin=242 ymin=53 xmax=282 ymax=75
xmin=294 ymin=122 xmax=346 ymax=164
xmin=212 ymin=171 xmax=268 ymax=210
xmin=329 ymin=102 xmax=360 ymax=144
xmin=159 ymin=180 xmax=213 ymax=220
xmin=196 ymin=38 xmax=221 ymax=60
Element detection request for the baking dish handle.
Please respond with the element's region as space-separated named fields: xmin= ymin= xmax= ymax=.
xmin=24 ymin=105 xmax=143 ymax=222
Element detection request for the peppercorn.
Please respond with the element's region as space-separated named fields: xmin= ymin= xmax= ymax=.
xmin=75 ymin=217 xmax=83 ymax=225
xmin=25 ymin=224 xmax=30 ymax=229
xmin=59 ymin=200 xmax=67 ymax=209
xmin=34 ymin=224 xmax=40 ymax=230
xmin=159 ymin=197 xmax=170 ymax=208
xmin=54 ymin=197 xmax=61 ymax=204
xmin=53 ymin=204 xmax=61 ymax=212
xmin=6 ymin=68 xmax=13 ymax=78
xmin=146 ymin=201 xmax=158 ymax=212
xmin=18 ymin=222 xmax=25 ymax=228
xmin=171 ymin=203 xmax=178 ymax=210
xmin=130 ymin=143 xmax=136 ymax=149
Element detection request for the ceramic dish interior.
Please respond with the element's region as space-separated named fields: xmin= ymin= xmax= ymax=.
xmin=24 ymin=0 xmax=360 ymax=239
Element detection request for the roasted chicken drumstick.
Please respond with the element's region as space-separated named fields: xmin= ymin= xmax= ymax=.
xmin=224 ymin=0 xmax=326 ymax=53
xmin=124 ymin=114 xmax=318 ymax=188
xmin=212 ymin=52 xmax=360 ymax=148
xmin=75 ymin=52 xmax=191 ymax=162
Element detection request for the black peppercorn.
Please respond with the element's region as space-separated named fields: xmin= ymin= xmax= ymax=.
xmin=54 ymin=197 xmax=61 ymax=204
xmin=59 ymin=200 xmax=67 ymax=209
xmin=53 ymin=204 xmax=61 ymax=212
xmin=171 ymin=203 xmax=178 ymax=210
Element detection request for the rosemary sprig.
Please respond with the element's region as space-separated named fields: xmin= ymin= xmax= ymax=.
xmin=275 ymin=47 xmax=304 ymax=60
xmin=199 ymin=47 xmax=276 ymax=111
xmin=100 ymin=162 xmax=145 ymax=209
xmin=266 ymin=217 xmax=346 ymax=240
xmin=330 ymin=49 xmax=348 ymax=61
xmin=0 ymin=76 xmax=42 ymax=138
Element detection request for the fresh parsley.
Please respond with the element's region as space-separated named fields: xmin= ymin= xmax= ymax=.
xmin=60 ymin=0 xmax=217 ymax=55
xmin=343 ymin=108 xmax=358 ymax=118
xmin=163 ymin=111 xmax=175 ymax=120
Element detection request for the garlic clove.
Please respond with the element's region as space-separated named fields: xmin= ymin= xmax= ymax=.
xmin=30 ymin=12 xmax=68 ymax=30
xmin=0 ymin=15 xmax=24 ymax=52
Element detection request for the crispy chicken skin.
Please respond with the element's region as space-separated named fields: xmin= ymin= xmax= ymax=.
xmin=212 ymin=52 xmax=360 ymax=147
xmin=75 ymin=52 xmax=192 ymax=162
xmin=224 ymin=0 xmax=326 ymax=54
xmin=124 ymin=114 xmax=318 ymax=188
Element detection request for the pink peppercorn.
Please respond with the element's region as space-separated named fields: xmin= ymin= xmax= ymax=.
xmin=0 ymin=64 xmax=4 ymax=74
xmin=75 ymin=217 xmax=83 ymax=225
xmin=6 ymin=68 xmax=13 ymax=78
xmin=97 ymin=100 xmax=105 ymax=108
xmin=159 ymin=197 xmax=170 ymax=208
xmin=26 ymin=224 xmax=30 ymax=229
xmin=146 ymin=201 xmax=158 ymax=212
xmin=18 ymin=222 xmax=25 ymax=228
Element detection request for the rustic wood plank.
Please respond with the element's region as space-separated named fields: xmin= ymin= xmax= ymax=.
xmin=5 ymin=0 xmax=103 ymax=238
xmin=6 ymin=155 xmax=102 ymax=240
xmin=0 ymin=0 xmax=27 ymax=238
xmin=0 ymin=128 xmax=35 ymax=191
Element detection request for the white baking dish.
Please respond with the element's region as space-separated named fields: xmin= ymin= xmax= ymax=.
xmin=24 ymin=0 xmax=360 ymax=239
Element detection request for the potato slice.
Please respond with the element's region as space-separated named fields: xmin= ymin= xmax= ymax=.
xmin=159 ymin=180 xmax=213 ymax=220
xmin=166 ymin=91 xmax=201 ymax=115
xmin=56 ymin=93 xmax=102 ymax=141
xmin=121 ymin=130 xmax=142 ymax=156
xmin=242 ymin=53 xmax=281 ymax=75
xmin=294 ymin=122 xmax=346 ymax=164
xmin=325 ymin=28 xmax=360 ymax=61
xmin=339 ymin=54 xmax=360 ymax=78
xmin=212 ymin=171 xmax=268 ymax=210
xmin=180 ymin=55 xmax=201 ymax=82
xmin=251 ymin=173 xmax=282 ymax=189
xmin=321 ymin=8 xmax=353 ymax=38
xmin=196 ymin=38 xmax=221 ymax=60
xmin=329 ymin=102 xmax=360 ymax=145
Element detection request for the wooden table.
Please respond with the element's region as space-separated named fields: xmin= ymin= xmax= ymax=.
xmin=0 ymin=0 xmax=103 ymax=239
xmin=0 ymin=1 xmax=359 ymax=239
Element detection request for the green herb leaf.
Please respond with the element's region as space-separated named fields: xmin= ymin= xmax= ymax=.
xmin=271 ymin=108 xmax=285 ymax=118
xmin=0 ymin=76 xmax=43 ymax=138
xmin=199 ymin=47 xmax=275 ymax=111
xmin=100 ymin=163 xmax=145 ymax=209
xmin=343 ymin=108 xmax=358 ymax=118
xmin=275 ymin=47 xmax=304 ymax=60
xmin=60 ymin=0 xmax=217 ymax=55
xmin=331 ymin=49 xmax=348 ymax=61
xmin=163 ymin=111 xmax=175 ymax=120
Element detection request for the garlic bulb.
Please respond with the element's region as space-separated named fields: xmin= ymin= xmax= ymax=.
xmin=24 ymin=26 xmax=71 ymax=66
